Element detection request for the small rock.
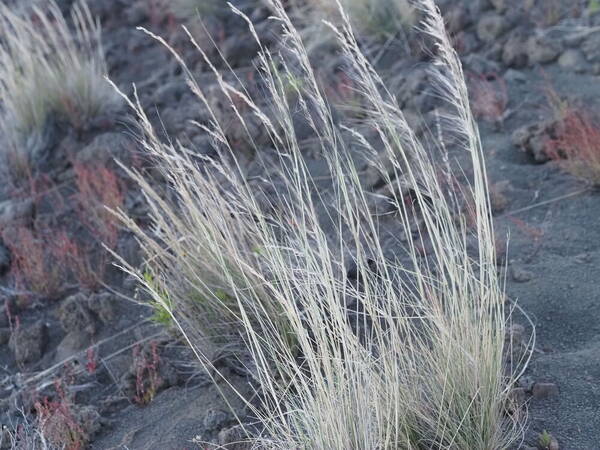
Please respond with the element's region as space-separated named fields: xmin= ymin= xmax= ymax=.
xmin=0 ymin=199 xmax=34 ymax=228
xmin=397 ymin=68 xmax=428 ymax=106
xmin=505 ymin=323 xmax=528 ymax=361
xmin=0 ymin=240 xmax=10 ymax=275
xmin=477 ymin=14 xmax=506 ymax=43
xmin=221 ymin=34 xmax=260 ymax=68
xmin=87 ymin=292 xmax=116 ymax=324
xmin=558 ymin=49 xmax=587 ymax=73
xmin=518 ymin=376 xmax=535 ymax=392
xmin=582 ymin=31 xmax=600 ymax=63
xmin=532 ymin=382 xmax=559 ymax=399
xmin=489 ymin=181 xmax=511 ymax=214
xmin=508 ymin=387 xmax=527 ymax=408
xmin=203 ymin=408 xmax=231 ymax=430
xmin=125 ymin=2 xmax=147 ymax=25
xmin=503 ymin=34 xmax=529 ymax=68
xmin=511 ymin=265 xmax=533 ymax=282
xmin=218 ymin=425 xmax=251 ymax=450
xmin=9 ymin=320 xmax=47 ymax=365
xmin=0 ymin=427 xmax=12 ymax=449
xmin=58 ymin=293 xmax=97 ymax=334
xmin=527 ymin=35 xmax=562 ymax=65
xmin=462 ymin=54 xmax=501 ymax=75
xmin=504 ymin=68 xmax=527 ymax=84
xmin=152 ymin=79 xmax=188 ymax=107
xmin=74 ymin=132 xmax=131 ymax=166
xmin=512 ymin=120 xmax=556 ymax=163
xmin=0 ymin=304 xmax=7 ymax=328
xmin=0 ymin=327 xmax=10 ymax=345
xmin=107 ymin=353 xmax=134 ymax=383
xmin=489 ymin=0 xmax=506 ymax=12
xmin=574 ymin=252 xmax=592 ymax=264
xmin=507 ymin=323 xmax=526 ymax=343
xmin=54 ymin=330 xmax=94 ymax=364
xmin=444 ymin=5 xmax=471 ymax=35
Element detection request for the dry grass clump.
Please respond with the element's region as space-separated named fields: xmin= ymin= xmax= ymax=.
xmin=300 ymin=0 xmax=417 ymax=38
xmin=0 ymin=0 xmax=119 ymax=166
xmin=167 ymin=0 xmax=226 ymax=20
xmin=113 ymin=0 xmax=528 ymax=447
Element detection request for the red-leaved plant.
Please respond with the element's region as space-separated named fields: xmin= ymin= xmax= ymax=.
xmin=545 ymin=107 xmax=600 ymax=186
xmin=132 ymin=341 xmax=162 ymax=406
xmin=73 ymin=162 xmax=123 ymax=249
xmin=34 ymin=379 xmax=87 ymax=450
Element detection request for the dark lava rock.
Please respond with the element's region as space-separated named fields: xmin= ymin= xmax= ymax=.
xmin=511 ymin=265 xmax=534 ymax=282
xmin=527 ymin=35 xmax=562 ymax=65
xmin=558 ymin=49 xmax=587 ymax=73
xmin=203 ymin=408 xmax=232 ymax=430
xmin=0 ymin=327 xmax=10 ymax=345
xmin=8 ymin=320 xmax=47 ymax=365
xmin=58 ymin=292 xmax=97 ymax=334
xmin=87 ymin=291 xmax=117 ymax=324
xmin=511 ymin=120 xmax=557 ymax=163
xmin=0 ymin=241 xmax=10 ymax=276
xmin=582 ymin=31 xmax=600 ymax=63
xmin=0 ymin=199 xmax=34 ymax=229
xmin=54 ymin=329 xmax=94 ymax=363
xmin=509 ymin=387 xmax=527 ymax=409
xmin=477 ymin=13 xmax=506 ymax=43
xmin=503 ymin=33 xmax=529 ymax=68
xmin=74 ymin=131 xmax=132 ymax=166
xmin=532 ymin=382 xmax=559 ymax=400
xmin=217 ymin=424 xmax=251 ymax=450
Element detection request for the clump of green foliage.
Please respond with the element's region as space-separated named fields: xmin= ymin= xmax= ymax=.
xmin=143 ymin=270 xmax=173 ymax=326
xmin=538 ymin=430 xmax=554 ymax=449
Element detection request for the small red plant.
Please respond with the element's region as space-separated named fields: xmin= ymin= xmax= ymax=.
xmin=321 ymin=70 xmax=363 ymax=118
xmin=73 ymin=162 xmax=123 ymax=250
xmin=85 ymin=347 xmax=97 ymax=375
xmin=34 ymin=379 xmax=86 ymax=450
xmin=544 ymin=107 xmax=600 ymax=185
xmin=132 ymin=341 xmax=162 ymax=405
xmin=469 ymin=73 xmax=508 ymax=126
xmin=508 ymin=216 xmax=544 ymax=241
xmin=6 ymin=227 xmax=64 ymax=299
xmin=53 ymin=231 xmax=101 ymax=289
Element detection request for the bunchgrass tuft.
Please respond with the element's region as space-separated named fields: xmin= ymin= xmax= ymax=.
xmin=112 ymin=0 xmax=531 ymax=448
xmin=168 ymin=0 xmax=226 ymax=20
xmin=302 ymin=0 xmax=417 ymax=38
xmin=0 ymin=0 xmax=119 ymax=168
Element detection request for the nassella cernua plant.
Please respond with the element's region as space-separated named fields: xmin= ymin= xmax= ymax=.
xmin=111 ymin=0 xmax=531 ymax=447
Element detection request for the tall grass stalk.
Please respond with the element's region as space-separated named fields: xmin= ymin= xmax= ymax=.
xmin=112 ymin=0 xmax=529 ymax=447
